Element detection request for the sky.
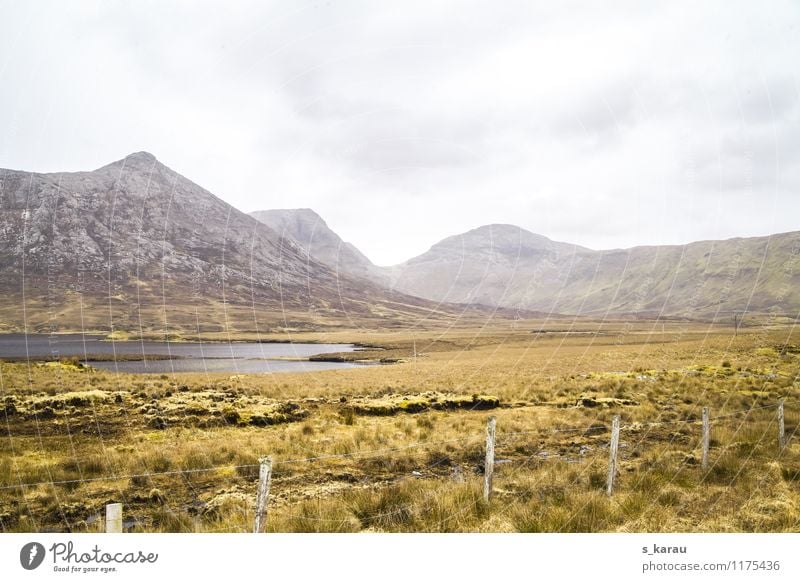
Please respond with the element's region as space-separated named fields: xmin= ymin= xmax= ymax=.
xmin=1 ymin=1 xmax=799 ymax=266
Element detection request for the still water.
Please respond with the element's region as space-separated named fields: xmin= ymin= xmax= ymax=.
xmin=0 ymin=334 xmax=362 ymax=374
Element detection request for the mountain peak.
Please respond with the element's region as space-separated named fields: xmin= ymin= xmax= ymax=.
xmin=431 ymin=223 xmax=555 ymax=252
xmin=469 ymin=223 xmax=545 ymax=237
xmin=127 ymin=151 xmax=157 ymax=162
xmin=121 ymin=151 xmax=159 ymax=167
xmin=250 ymin=208 xmax=387 ymax=283
xmin=264 ymin=208 xmax=325 ymax=222
xmin=99 ymin=151 xmax=161 ymax=172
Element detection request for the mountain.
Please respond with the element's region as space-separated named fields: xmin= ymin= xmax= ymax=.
xmin=4 ymin=155 xmax=795 ymax=330
xmin=387 ymin=224 xmax=800 ymax=318
xmin=0 ymin=153 xmax=457 ymax=332
xmin=387 ymin=224 xmax=588 ymax=309
xmin=249 ymin=209 xmax=388 ymax=285
xmin=238 ymin=209 xmax=800 ymax=319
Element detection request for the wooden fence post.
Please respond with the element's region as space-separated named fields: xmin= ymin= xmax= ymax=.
xmin=606 ymin=415 xmax=620 ymax=496
xmin=253 ymin=457 xmax=272 ymax=533
xmin=483 ymin=416 xmax=496 ymax=502
xmin=701 ymin=407 xmax=710 ymax=470
xmin=105 ymin=503 xmax=122 ymax=533
xmin=778 ymin=399 xmax=786 ymax=451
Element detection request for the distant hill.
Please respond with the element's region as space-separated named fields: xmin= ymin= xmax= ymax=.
xmin=387 ymin=224 xmax=588 ymax=310
xmin=387 ymin=224 xmax=800 ymax=318
xmin=249 ymin=208 xmax=388 ymax=285
xmin=0 ymin=153 xmax=459 ymax=332
xmin=253 ymin=211 xmax=800 ymax=319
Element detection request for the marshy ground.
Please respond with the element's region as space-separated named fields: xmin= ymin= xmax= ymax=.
xmin=1 ymin=319 xmax=799 ymax=532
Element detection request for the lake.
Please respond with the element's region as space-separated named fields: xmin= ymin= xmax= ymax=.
xmin=0 ymin=334 xmax=363 ymax=374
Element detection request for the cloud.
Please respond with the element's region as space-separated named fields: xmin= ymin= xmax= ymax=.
xmin=0 ymin=0 xmax=798 ymax=265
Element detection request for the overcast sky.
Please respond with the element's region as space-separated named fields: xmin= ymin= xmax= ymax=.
xmin=1 ymin=1 xmax=798 ymax=265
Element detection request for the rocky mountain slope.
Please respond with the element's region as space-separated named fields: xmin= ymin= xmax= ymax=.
xmin=0 ymin=153 xmax=457 ymax=332
xmin=254 ymin=211 xmax=800 ymax=319
xmin=388 ymin=224 xmax=800 ymax=318
xmin=4 ymin=155 xmax=794 ymax=331
xmin=249 ymin=208 xmax=388 ymax=285
xmin=388 ymin=225 xmax=588 ymax=310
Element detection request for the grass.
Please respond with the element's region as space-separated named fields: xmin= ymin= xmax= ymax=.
xmin=0 ymin=319 xmax=799 ymax=532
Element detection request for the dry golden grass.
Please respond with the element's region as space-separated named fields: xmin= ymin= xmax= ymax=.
xmin=0 ymin=319 xmax=798 ymax=532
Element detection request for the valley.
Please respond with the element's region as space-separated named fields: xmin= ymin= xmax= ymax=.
xmin=1 ymin=320 xmax=798 ymax=532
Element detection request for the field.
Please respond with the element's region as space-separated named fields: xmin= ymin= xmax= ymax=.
xmin=1 ymin=319 xmax=799 ymax=533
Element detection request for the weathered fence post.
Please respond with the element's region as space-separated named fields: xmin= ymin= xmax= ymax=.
xmin=606 ymin=415 xmax=620 ymax=496
xmin=483 ymin=416 xmax=496 ymax=502
xmin=105 ymin=503 xmax=122 ymax=533
xmin=701 ymin=407 xmax=710 ymax=470
xmin=253 ymin=457 xmax=272 ymax=533
xmin=778 ymin=399 xmax=786 ymax=451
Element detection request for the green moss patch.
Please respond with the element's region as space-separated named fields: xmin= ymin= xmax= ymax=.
xmin=350 ymin=392 xmax=500 ymax=416
xmin=31 ymin=390 xmax=112 ymax=409
xmin=574 ymin=394 xmax=640 ymax=408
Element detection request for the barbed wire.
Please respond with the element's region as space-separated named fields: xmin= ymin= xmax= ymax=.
xmin=0 ymin=401 xmax=786 ymax=492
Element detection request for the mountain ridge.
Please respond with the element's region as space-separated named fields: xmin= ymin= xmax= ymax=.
xmin=249 ymin=208 xmax=388 ymax=285
xmin=0 ymin=153 xmax=463 ymax=332
xmin=3 ymin=152 xmax=796 ymax=329
xmin=390 ymin=225 xmax=800 ymax=317
xmin=250 ymin=209 xmax=800 ymax=318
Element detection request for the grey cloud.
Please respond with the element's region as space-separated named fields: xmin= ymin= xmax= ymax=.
xmin=1 ymin=0 xmax=799 ymax=265
xmin=738 ymin=77 xmax=799 ymax=124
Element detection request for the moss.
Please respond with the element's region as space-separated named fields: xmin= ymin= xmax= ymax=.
xmin=575 ymin=395 xmax=639 ymax=408
xmin=468 ymin=394 xmax=500 ymax=410
xmin=220 ymin=407 xmax=241 ymax=424
xmin=397 ymin=399 xmax=428 ymax=413
xmin=29 ymin=406 xmax=56 ymax=420
xmin=182 ymin=404 xmax=211 ymax=415
xmin=351 ymin=392 xmax=500 ymax=416
xmin=247 ymin=404 xmax=309 ymax=427
xmin=248 ymin=414 xmax=272 ymax=427
xmin=31 ymin=390 xmax=111 ymax=409
xmin=38 ymin=359 xmax=88 ymax=372
xmin=146 ymin=416 xmax=167 ymax=430
xmin=351 ymin=403 xmax=395 ymax=416
xmin=1 ymin=397 xmax=18 ymax=417
xmin=181 ymin=415 xmax=201 ymax=427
